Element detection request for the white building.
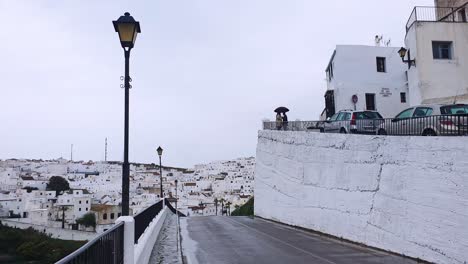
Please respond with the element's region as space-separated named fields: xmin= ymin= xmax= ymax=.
xmin=404 ymin=2 xmax=468 ymax=105
xmin=56 ymin=189 xmax=92 ymax=220
xmin=323 ymin=45 xmax=410 ymax=119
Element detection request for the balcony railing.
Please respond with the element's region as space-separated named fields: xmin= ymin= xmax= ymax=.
xmin=134 ymin=200 xmax=163 ymax=244
xmin=55 ymin=221 xmax=124 ymax=264
xmin=406 ymin=5 xmax=468 ymax=32
xmin=263 ymin=114 xmax=468 ymax=136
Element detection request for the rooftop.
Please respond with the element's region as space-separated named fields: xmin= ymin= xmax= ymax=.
xmin=406 ymin=4 xmax=468 ymax=32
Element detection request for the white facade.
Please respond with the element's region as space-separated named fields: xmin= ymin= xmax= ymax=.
xmin=324 ymin=45 xmax=409 ymax=118
xmin=255 ymin=130 xmax=468 ymax=264
xmin=405 ymin=11 xmax=468 ymax=105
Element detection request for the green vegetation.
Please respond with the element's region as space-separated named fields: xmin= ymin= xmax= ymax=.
xmin=76 ymin=213 xmax=96 ymax=229
xmin=231 ymin=197 xmax=254 ymax=216
xmin=0 ymin=222 xmax=85 ymax=263
xmin=46 ymin=176 xmax=70 ymax=196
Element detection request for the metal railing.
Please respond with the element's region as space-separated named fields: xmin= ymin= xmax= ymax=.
xmin=134 ymin=200 xmax=163 ymax=244
xmin=406 ymin=5 xmax=468 ymax=32
xmin=263 ymin=114 xmax=468 ymax=136
xmin=56 ymin=221 xmax=124 ymax=264
xmin=164 ymin=198 xmax=186 ymax=217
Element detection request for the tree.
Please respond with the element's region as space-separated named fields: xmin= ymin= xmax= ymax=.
xmin=46 ymin=176 xmax=70 ymax=196
xmin=231 ymin=197 xmax=254 ymax=216
xmin=76 ymin=213 xmax=96 ymax=230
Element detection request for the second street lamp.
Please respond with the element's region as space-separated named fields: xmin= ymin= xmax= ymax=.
xmin=113 ymin=12 xmax=141 ymax=216
xmin=157 ymin=146 xmax=163 ymax=198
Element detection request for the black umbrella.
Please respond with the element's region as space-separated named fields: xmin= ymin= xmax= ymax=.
xmin=274 ymin=107 xmax=289 ymax=113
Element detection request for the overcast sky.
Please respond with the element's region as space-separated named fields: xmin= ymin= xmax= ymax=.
xmin=0 ymin=0 xmax=433 ymax=168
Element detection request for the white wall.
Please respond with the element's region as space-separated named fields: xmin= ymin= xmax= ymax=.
xmin=326 ymin=45 xmax=409 ymax=118
xmin=406 ymin=22 xmax=468 ymax=105
xmin=1 ymin=219 xmax=96 ymax=240
xmin=134 ymin=207 xmax=169 ymax=264
xmin=255 ymin=130 xmax=468 ymax=264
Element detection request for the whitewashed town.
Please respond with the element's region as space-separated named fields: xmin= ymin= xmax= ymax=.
xmin=2 ymin=1 xmax=468 ymax=264
xmin=0 ymin=157 xmax=254 ymax=238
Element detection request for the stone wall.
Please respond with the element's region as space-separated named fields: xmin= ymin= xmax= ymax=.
xmin=255 ymin=130 xmax=468 ymax=264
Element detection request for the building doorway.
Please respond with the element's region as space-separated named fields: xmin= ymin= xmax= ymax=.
xmin=365 ymin=93 xmax=376 ymax=111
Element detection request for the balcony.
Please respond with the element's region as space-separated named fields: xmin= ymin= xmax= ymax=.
xmin=406 ymin=4 xmax=468 ymax=32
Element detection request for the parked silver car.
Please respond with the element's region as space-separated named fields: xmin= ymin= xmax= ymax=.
xmin=321 ymin=110 xmax=384 ymax=134
xmin=377 ymin=104 xmax=468 ymax=136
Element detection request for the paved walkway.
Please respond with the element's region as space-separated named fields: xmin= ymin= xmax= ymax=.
xmin=149 ymin=213 xmax=182 ymax=264
xmin=181 ymin=216 xmax=422 ymax=264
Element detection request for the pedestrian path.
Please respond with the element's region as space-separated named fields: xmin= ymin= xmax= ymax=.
xmin=149 ymin=213 xmax=182 ymax=264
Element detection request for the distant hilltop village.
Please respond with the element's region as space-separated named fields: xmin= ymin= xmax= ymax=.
xmin=0 ymin=157 xmax=254 ymax=238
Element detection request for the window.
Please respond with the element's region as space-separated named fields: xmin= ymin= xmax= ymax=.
xmin=85 ymin=208 xmax=88 ymax=211
xmin=395 ymin=108 xmax=414 ymax=119
xmin=413 ymin=107 xmax=433 ymax=117
xmin=376 ymin=57 xmax=386 ymax=72
xmin=103 ymin=213 xmax=108 ymax=220
xmin=432 ymin=41 xmax=452 ymax=59
xmin=440 ymin=105 xmax=468 ymax=114
xmin=111 ymin=213 xmax=115 ymax=219
xmin=79 ymin=208 xmax=81 ymax=211
xmin=336 ymin=112 xmax=348 ymax=121
xmin=365 ymin=94 xmax=376 ymax=111
xmin=79 ymin=201 xmax=82 ymax=204
xmin=86 ymin=200 xmax=89 ymax=204
xmin=343 ymin=113 xmax=351 ymax=120
xmin=356 ymin=111 xmax=383 ymax=119
xmin=400 ymin=92 xmax=407 ymax=103
xmin=458 ymin=9 xmax=467 ymax=22
xmin=329 ymin=113 xmax=339 ymax=121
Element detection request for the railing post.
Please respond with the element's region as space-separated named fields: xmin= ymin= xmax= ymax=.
xmin=116 ymin=216 xmax=135 ymax=264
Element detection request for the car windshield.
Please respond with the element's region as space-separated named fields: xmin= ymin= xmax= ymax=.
xmin=440 ymin=105 xmax=468 ymax=115
xmin=356 ymin=111 xmax=383 ymax=119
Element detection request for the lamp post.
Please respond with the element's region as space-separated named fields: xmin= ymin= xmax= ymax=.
xmin=398 ymin=47 xmax=416 ymax=69
xmin=113 ymin=12 xmax=141 ymax=216
xmin=157 ymin=146 xmax=163 ymax=198
xmin=175 ymin=179 xmax=178 ymax=212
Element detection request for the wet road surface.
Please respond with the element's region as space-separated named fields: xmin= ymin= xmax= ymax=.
xmin=180 ymin=216 xmax=422 ymax=264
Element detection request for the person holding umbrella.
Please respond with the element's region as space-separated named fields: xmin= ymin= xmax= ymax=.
xmin=276 ymin=112 xmax=283 ymax=130
xmin=282 ymin=112 xmax=288 ymax=130
xmin=274 ymin=107 xmax=289 ymax=130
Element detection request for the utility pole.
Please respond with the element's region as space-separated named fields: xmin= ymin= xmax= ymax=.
xmin=105 ymin=138 xmax=108 ymax=162
xmin=70 ymin=144 xmax=73 ymax=162
xmin=62 ymin=206 xmax=65 ymax=229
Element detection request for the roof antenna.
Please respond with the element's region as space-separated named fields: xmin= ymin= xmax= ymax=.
xmin=453 ymin=86 xmax=463 ymax=104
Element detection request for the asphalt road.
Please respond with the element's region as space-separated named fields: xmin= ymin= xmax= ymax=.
xmin=180 ymin=216 xmax=422 ymax=264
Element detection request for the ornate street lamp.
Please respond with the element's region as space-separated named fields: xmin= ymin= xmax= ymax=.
xmin=113 ymin=12 xmax=141 ymax=216
xmin=398 ymin=47 xmax=416 ymax=69
xmin=157 ymin=146 xmax=163 ymax=198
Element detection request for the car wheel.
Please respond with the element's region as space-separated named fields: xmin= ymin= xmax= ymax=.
xmin=378 ymin=129 xmax=387 ymax=135
xmin=422 ymin=129 xmax=437 ymax=136
xmin=340 ymin=128 xmax=347 ymax=134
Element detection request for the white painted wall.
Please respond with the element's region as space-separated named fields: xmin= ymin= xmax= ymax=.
xmin=255 ymin=130 xmax=468 ymax=264
xmin=326 ymin=45 xmax=409 ymax=118
xmin=1 ymin=219 xmax=96 ymax=240
xmin=405 ymin=22 xmax=468 ymax=105
xmin=134 ymin=207 xmax=169 ymax=264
